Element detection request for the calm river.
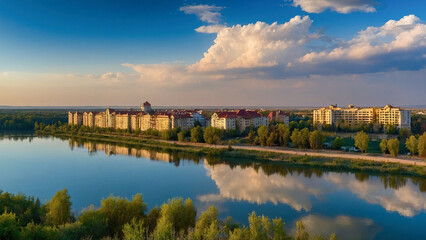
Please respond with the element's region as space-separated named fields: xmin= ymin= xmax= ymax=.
xmin=1 ymin=134 xmax=425 ymax=239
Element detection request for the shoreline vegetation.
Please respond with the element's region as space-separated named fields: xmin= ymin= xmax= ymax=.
xmin=0 ymin=189 xmax=336 ymax=240
xmin=34 ymin=128 xmax=426 ymax=178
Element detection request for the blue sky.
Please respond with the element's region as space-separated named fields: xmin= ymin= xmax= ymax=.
xmin=0 ymin=0 xmax=425 ymax=106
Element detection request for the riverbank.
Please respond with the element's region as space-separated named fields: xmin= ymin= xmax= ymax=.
xmin=38 ymin=131 xmax=426 ymax=177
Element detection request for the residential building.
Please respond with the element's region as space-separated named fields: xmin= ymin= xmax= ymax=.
xmin=171 ymin=113 xmax=195 ymax=131
xmin=141 ymin=101 xmax=152 ymax=112
xmin=155 ymin=113 xmax=172 ymax=131
xmin=313 ymin=105 xmax=375 ymax=125
xmin=268 ymin=111 xmax=290 ymax=124
xmin=377 ymin=104 xmax=411 ymax=129
xmin=211 ymin=112 xmax=237 ymax=130
xmin=94 ymin=112 xmax=107 ymax=128
xmin=211 ymin=109 xmax=268 ymax=131
xmin=68 ymin=112 xmax=83 ymax=126
xmin=313 ymin=104 xmax=411 ymax=129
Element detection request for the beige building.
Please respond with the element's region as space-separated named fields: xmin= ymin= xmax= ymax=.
xmin=94 ymin=112 xmax=107 ymax=128
xmin=211 ymin=112 xmax=237 ymax=130
xmin=155 ymin=113 xmax=172 ymax=131
xmin=211 ymin=109 xmax=268 ymax=131
xmin=313 ymin=104 xmax=411 ymax=129
xmin=313 ymin=105 xmax=375 ymax=125
xmin=82 ymin=112 xmax=96 ymax=128
xmin=139 ymin=114 xmax=155 ymax=131
xmin=69 ymin=102 xmax=198 ymax=132
xmin=377 ymin=104 xmax=411 ymax=129
xmin=171 ymin=113 xmax=195 ymax=131
xmin=68 ymin=112 xmax=83 ymax=126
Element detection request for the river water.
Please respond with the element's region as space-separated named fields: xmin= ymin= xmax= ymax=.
xmin=0 ymin=134 xmax=425 ymax=239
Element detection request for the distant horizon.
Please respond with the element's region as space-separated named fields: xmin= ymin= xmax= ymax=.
xmin=0 ymin=1 xmax=425 ymax=106
xmin=1 ymin=104 xmax=426 ymax=110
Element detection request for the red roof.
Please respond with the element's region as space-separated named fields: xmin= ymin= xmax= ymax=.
xmin=172 ymin=113 xmax=193 ymax=118
xmin=143 ymin=101 xmax=151 ymax=106
xmin=216 ymin=111 xmax=238 ymax=118
xmin=237 ymin=109 xmax=261 ymax=118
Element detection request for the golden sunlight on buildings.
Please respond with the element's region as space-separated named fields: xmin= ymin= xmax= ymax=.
xmin=313 ymin=104 xmax=411 ymax=129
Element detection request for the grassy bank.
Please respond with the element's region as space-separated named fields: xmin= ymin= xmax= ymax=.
xmin=37 ymin=130 xmax=426 ymax=178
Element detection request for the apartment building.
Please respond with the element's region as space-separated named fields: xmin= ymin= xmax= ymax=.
xmin=68 ymin=112 xmax=83 ymax=126
xmin=211 ymin=109 xmax=268 ymax=131
xmin=211 ymin=112 xmax=237 ymax=130
xmin=171 ymin=113 xmax=195 ymax=131
xmin=82 ymin=112 xmax=96 ymax=128
xmin=313 ymin=104 xmax=411 ymax=129
xmin=268 ymin=111 xmax=290 ymax=124
xmin=155 ymin=113 xmax=172 ymax=131
xmin=377 ymin=104 xmax=411 ymax=129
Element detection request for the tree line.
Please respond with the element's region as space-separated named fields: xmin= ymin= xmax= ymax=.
xmin=0 ymin=110 xmax=67 ymax=131
xmin=0 ymin=189 xmax=337 ymax=240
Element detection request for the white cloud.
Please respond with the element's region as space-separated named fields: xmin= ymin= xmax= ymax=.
xmin=101 ymin=72 xmax=124 ymax=80
xmin=297 ymin=15 xmax=426 ymax=74
xmin=291 ymin=215 xmax=381 ymax=240
xmin=300 ymin=15 xmax=426 ymax=62
xmin=199 ymin=161 xmax=426 ymax=217
xmin=180 ymin=4 xmax=223 ymax=24
xmin=195 ymin=24 xmax=227 ymax=34
xmin=292 ymin=0 xmax=376 ymax=13
xmin=189 ymin=15 xmax=317 ymax=72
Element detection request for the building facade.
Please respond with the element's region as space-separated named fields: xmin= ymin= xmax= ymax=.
xmin=211 ymin=110 xmax=268 ymax=131
xmin=268 ymin=111 xmax=290 ymax=125
xmin=313 ymin=104 xmax=411 ymax=129
xmin=377 ymin=105 xmax=411 ymax=129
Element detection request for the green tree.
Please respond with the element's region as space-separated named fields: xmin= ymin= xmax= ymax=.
xmin=77 ymin=206 xmax=108 ymax=239
xmin=229 ymin=227 xmax=250 ymax=240
xmin=178 ymin=131 xmax=186 ymax=142
xmin=145 ymin=206 xmax=160 ymax=235
xmin=190 ymin=126 xmax=204 ymax=143
xmin=295 ymin=221 xmax=309 ymax=240
xmin=155 ymin=197 xmax=196 ymax=235
xmin=161 ymin=130 xmax=171 ymax=140
xmin=418 ymin=132 xmax=426 ymax=158
xmin=21 ymin=222 xmax=59 ymax=240
xmin=99 ymin=194 xmax=147 ymax=237
xmin=247 ymin=129 xmax=257 ymax=145
xmin=272 ymin=218 xmax=288 ymax=240
xmin=300 ymin=128 xmax=310 ymax=148
xmin=122 ymin=218 xmax=145 ymax=240
xmin=266 ymin=131 xmax=276 ymax=146
xmin=385 ymin=124 xmax=397 ymax=134
xmin=194 ymin=206 xmax=219 ymax=240
xmin=405 ymin=135 xmax=418 ymax=156
xmin=45 ymin=189 xmax=72 ymax=226
xmin=380 ymin=139 xmax=388 ymax=154
xmin=0 ymin=211 xmax=20 ymax=240
xmin=257 ymin=126 xmax=269 ymax=146
xmin=399 ymin=128 xmax=411 ymax=140
xmin=291 ymin=129 xmax=301 ymax=148
xmin=331 ymin=137 xmax=344 ymax=150
xmin=152 ymin=216 xmax=174 ymax=240
xmin=354 ymin=131 xmax=369 ymax=153
xmin=387 ymin=138 xmax=400 ymax=157
xmin=203 ymin=127 xmax=222 ymax=144
xmin=309 ymin=130 xmax=324 ymax=149
xmin=248 ymin=212 xmax=271 ymax=240
xmin=276 ymin=124 xmax=291 ymax=147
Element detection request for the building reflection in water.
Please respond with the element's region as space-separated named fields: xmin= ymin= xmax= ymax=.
xmin=68 ymin=138 xmax=426 ymax=218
